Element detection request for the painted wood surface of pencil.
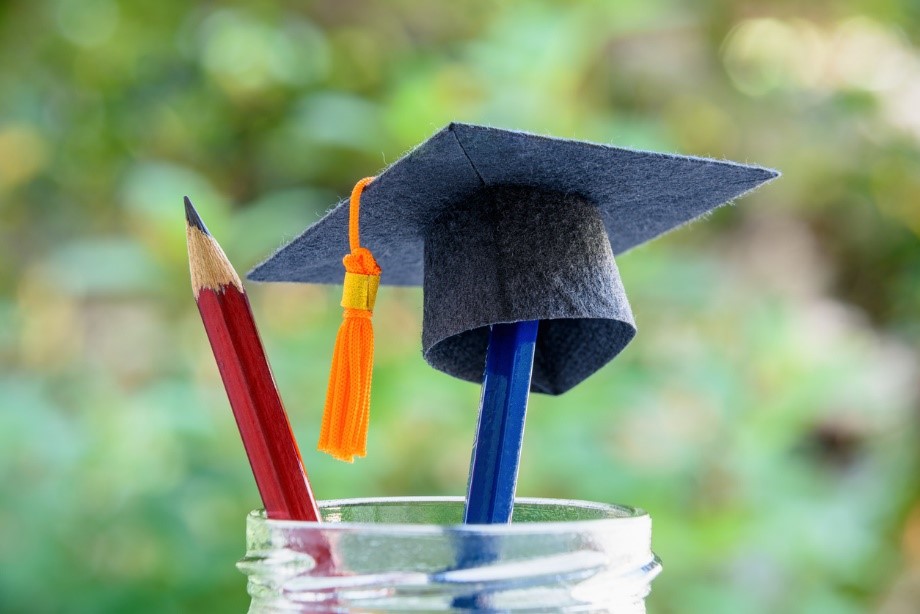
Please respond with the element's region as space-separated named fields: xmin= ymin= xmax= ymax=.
xmin=463 ymin=320 xmax=539 ymax=524
xmin=185 ymin=197 xmax=321 ymax=522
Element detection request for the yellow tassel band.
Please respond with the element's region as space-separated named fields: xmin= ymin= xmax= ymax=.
xmin=341 ymin=272 xmax=380 ymax=311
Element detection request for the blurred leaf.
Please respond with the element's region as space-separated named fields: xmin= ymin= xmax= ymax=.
xmin=39 ymin=239 xmax=166 ymax=296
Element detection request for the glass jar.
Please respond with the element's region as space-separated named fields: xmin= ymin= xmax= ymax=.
xmin=238 ymin=496 xmax=660 ymax=613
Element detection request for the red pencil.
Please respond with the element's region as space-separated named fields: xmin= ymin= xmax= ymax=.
xmin=185 ymin=197 xmax=321 ymax=522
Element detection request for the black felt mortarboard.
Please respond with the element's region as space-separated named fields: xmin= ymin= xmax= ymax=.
xmin=250 ymin=123 xmax=777 ymax=398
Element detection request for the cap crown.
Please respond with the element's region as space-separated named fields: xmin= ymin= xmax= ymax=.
xmin=423 ymin=186 xmax=635 ymax=394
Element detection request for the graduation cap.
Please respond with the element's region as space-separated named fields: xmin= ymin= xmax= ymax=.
xmin=249 ymin=123 xmax=778 ymax=462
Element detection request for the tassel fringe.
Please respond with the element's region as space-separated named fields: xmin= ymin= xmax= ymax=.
xmin=318 ymin=309 xmax=374 ymax=462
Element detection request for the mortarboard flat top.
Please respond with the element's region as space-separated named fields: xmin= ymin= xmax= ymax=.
xmin=250 ymin=123 xmax=778 ymax=394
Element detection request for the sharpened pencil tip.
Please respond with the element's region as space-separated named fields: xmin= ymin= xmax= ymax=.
xmin=184 ymin=196 xmax=210 ymax=236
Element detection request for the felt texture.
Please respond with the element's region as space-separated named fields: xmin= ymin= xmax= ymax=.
xmin=423 ymin=186 xmax=634 ymax=394
xmin=248 ymin=123 xmax=778 ymax=393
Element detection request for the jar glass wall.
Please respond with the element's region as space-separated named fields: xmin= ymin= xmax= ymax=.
xmin=238 ymin=496 xmax=661 ymax=612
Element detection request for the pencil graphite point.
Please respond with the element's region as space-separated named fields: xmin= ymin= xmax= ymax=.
xmin=184 ymin=196 xmax=210 ymax=236
xmin=185 ymin=197 xmax=242 ymax=295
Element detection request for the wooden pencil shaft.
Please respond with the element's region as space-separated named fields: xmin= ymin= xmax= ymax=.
xmin=197 ymin=285 xmax=321 ymax=522
xmin=463 ymin=320 xmax=538 ymax=524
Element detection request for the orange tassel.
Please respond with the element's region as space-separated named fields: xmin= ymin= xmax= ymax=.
xmin=318 ymin=177 xmax=380 ymax=462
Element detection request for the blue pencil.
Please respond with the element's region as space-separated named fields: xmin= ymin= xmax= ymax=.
xmin=463 ymin=320 xmax=539 ymax=524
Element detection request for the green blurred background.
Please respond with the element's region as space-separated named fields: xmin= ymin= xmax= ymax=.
xmin=1 ymin=1 xmax=919 ymax=612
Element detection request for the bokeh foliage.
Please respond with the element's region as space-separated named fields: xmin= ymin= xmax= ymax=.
xmin=1 ymin=1 xmax=919 ymax=612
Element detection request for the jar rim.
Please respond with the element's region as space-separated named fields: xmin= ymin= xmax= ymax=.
xmin=250 ymin=496 xmax=650 ymax=535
